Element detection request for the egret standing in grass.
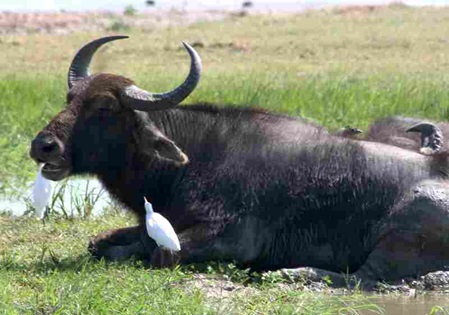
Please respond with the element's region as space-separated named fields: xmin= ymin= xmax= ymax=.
xmin=32 ymin=164 xmax=52 ymax=220
xmin=144 ymin=197 xmax=181 ymax=252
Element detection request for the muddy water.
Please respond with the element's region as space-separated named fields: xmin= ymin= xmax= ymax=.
xmin=366 ymin=295 xmax=449 ymax=315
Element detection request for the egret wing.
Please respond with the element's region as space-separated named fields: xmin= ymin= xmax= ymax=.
xmin=146 ymin=213 xmax=181 ymax=251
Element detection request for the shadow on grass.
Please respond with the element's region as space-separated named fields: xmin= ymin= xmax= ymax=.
xmin=1 ymin=252 xmax=91 ymax=272
xmin=0 ymin=251 xmax=151 ymax=274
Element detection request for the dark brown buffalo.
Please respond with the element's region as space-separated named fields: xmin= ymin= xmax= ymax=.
xmin=30 ymin=36 xmax=449 ymax=287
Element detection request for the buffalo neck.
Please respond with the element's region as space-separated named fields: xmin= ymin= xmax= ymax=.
xmin=146 ymin=107 xmax=212 ymax=150
xmin=145 ymin=104 xmax=275 ymax=160
xmin=96 ymin=107 xmax=210 ymax=224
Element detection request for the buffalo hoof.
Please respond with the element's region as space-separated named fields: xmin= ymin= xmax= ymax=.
xmin=150 ymin=247 xmax=181 ymax=268
xmin=88 ymin=239 xmax=145 ymax=261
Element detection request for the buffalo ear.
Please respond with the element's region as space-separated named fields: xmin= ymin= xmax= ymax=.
xmin=133 ymin=123 xmax=189 ymax=166
xmin=152 ymin=136 xmax=189 ymax=165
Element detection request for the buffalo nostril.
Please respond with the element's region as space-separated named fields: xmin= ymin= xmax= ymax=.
xmin=31 ymin=133 xmax=63 ymax=160
xmin=42 ymin=142 xmax=58 ymax=153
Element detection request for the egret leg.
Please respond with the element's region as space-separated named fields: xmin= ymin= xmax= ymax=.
xmin=170 ymin=249 xmax=175 ymax=266
xmin=149 ymin=224 xmax=219 ymax=268
xmin=149 ymin=247 xmax=179 ymax=268
xmin=41 ymin=206 xmax=48 ymax=225
xmin=160 ymin=247 xmax=163 ymax=267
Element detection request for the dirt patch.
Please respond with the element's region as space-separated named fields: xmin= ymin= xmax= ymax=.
xmin=181 ymin=274 xmax=255 ymax=300
xmin=184 ymin=40 xmax=252 ymax=53
xmin=331 ymin=2 xmax=409 ymax=18
xmin=179 ymin=270 xmax=449 ymax=309
xmin=0 ymin=4 xmax=412 ymax=35
xmin=179 ymin=273 xmax=347 ymax=300
xmin=0 ymin=10 xmax=230 ymax=35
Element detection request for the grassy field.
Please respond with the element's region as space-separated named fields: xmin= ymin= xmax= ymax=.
xmin=3 ymin=4 xmax=449 ymax=314
xmin=0 ymin=213 xmax=385 ymax=314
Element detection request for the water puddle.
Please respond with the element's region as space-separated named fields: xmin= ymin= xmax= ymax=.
xmin=0 ymin=178 xmax=116 ymax=217
xmin=364 ymin=295 xmax=449 ymax=315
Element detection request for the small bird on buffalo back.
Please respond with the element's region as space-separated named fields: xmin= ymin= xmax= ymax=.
xmin=144 ymin=197 xmax=181 ymax=252
xmin=32 ymin=164 xmax=52 ymax=219
xmin=335 ymin=125 xmax=363 ymax=138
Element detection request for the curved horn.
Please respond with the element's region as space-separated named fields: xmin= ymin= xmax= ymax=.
xmin=406 ymin=122 xmax=443 ymax=155
xmin=121 ymin=42 xmax=202 ymax=111
xmin=68 ymin=35 xmax=129 ymax=89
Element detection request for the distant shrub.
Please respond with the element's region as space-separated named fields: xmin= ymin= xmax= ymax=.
xmin=242 ymin=1 xmax=253 ymax=9
xmin=109 ymin=19 xmax=130 ymax=32
xmin=124 ymin=5 xmax=137 ymax=16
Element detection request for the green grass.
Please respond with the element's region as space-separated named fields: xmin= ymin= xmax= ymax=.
xmin=4 ymin=4 xmax=449 ymax=314
xmin=0 ymin=215 xmax=383 ymax=314
xmin=0 ymin=76 xmax=64 ymax=192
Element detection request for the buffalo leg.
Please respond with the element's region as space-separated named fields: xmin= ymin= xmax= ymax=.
xmin=270 ymin=181 xmax=449 ymax=289
xmin=88 ymin=225 xmax=157 ymax=261
xmin=353 ymin=229 xmax=449 ymax=283
xmin=149 ymin=224 xmax=219 ymax=268
xmin=354 ymin=181 xmax=449 ymax=284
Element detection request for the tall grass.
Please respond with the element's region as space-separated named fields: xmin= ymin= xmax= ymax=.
xmin=43 ymin=178 xmax=112 ymax=219
xmin=0 ymin=76 xmax=64 ymax=193
xmin=430 ymin=306 xmax=449 ymax=315
xmin=0 ymin=261 xmax=207 ymax=315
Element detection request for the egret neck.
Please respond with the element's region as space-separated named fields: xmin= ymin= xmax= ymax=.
xmin=144 ymin=197 xmax=154 ymax=214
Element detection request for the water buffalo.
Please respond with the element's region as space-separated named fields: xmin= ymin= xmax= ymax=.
xmin=30 ymin=36 xmax=449 ymax=286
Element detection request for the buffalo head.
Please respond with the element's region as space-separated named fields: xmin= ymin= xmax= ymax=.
xmin=30 ymin=36 xmax=201 ymax=181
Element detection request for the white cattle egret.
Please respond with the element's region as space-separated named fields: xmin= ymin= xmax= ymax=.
xmin=144 ymin=197 xmax=181 ymax=252
xmin=32 ymin=164 xmax=52 ymax=219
